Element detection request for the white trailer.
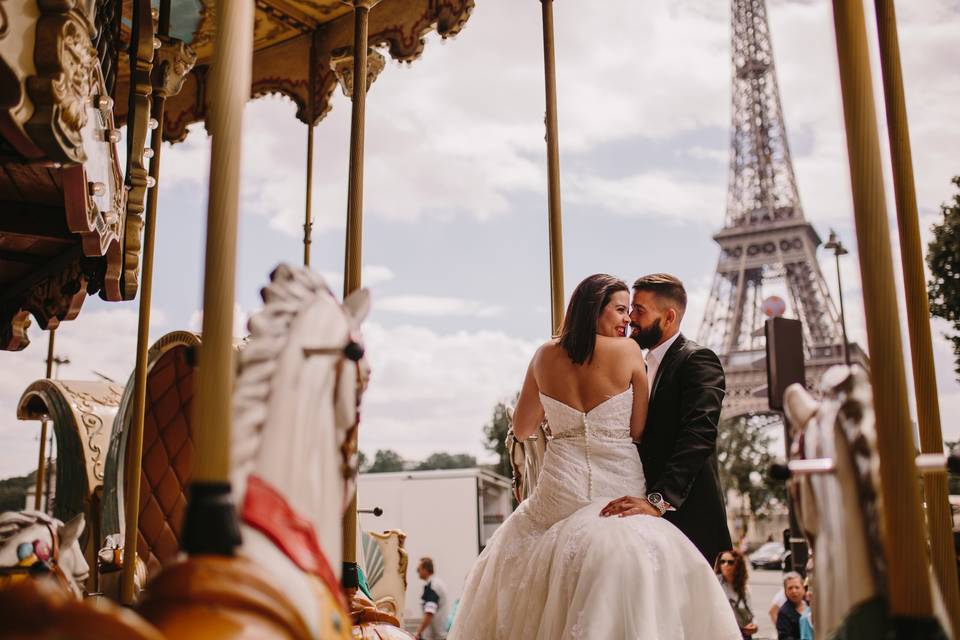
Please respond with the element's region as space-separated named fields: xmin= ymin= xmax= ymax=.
xmin=358 ymin=468 xmax=513 ymax=623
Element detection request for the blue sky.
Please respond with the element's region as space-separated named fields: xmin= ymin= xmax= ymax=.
xmin=1 ymin=0 xmax=959 ymax=476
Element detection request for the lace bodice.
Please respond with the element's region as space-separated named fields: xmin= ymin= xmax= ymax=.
xmin=539 ymin=386 xmax=633 ymax=441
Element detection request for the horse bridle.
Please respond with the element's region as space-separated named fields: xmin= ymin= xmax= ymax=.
xmin=0 ymin=521 xmax=73 ymax=590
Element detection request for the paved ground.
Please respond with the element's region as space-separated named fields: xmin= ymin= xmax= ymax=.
xmin=749 ymin=568 xmax=784 ymax=640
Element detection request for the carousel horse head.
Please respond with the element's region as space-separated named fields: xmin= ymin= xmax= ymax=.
xmin=783 ymin=364 xmax=887 ymax=637
xmin=0 ymin=511 xmax=89 ymax=598
xmin=230 ymin=264 xmax=370 ymax=634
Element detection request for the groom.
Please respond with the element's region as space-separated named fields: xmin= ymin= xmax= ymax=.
xmin=600 ymin=273 xmax=732 ymax=563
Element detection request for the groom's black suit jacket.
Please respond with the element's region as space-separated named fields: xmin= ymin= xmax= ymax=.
xmin=636 ymin=333 xmax=732 ymax=563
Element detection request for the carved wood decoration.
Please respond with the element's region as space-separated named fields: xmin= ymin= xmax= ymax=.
xmin=331 ymin=47 xmax=385 ymax=98
xmin=25 ymin=0 xmax=99 ymax=165
xmin=113 ymin=0 xmax=475 ymax=139
xmin=120 ymin=0 xmax=156 ymax=300
xmin=0 ymin=249 xmax=89 ymax=351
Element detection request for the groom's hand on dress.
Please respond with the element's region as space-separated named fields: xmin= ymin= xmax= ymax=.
xmin=599 ymin=496 xmax=661 ymax=518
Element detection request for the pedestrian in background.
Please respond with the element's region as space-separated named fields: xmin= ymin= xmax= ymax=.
xmin=776 ymin=572 xmax=807 ymax=640
xmin=714 ymin=549 xmax=758 ymax=638
xmin=415 ymin=557 xmax=449 ymax=640
xmin=799 ymin=578 xmax=814 ymax=640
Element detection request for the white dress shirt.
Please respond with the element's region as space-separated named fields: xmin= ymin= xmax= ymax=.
xmin=645 ymin=331 xmax=681 ymax=398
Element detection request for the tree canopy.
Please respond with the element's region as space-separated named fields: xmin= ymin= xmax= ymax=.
xmin=717 ymin=413 xmax=787 ymax=534
xmin=366 ymin=449 xmax=405 ymax=473
xmin=482 ymin=397 xmax=515 ymax=479
xmin=928 ymin=176 xmax=960 ymax=383
xmin=415 ymin=452 xmax=477 ymax=471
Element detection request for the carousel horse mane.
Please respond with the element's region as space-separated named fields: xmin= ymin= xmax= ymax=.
xmin=228 ymin=263 xmax=369 ymax=636
xmin=784 ymin=365 xmax=887 ymax=637
xmin=0 ymin=511 xmax=89 ymax=598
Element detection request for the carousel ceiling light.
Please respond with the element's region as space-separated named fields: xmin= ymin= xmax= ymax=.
xmin=104 ymin=129 xmax=122 ymax=143
xmin=143 ymin=148 xmax=155 ymax=159
xmin=146 ymin=176 xmax=157 ymax=189
xmin=148 ymin=118 xmax=159 ymax=130
xmin=95 ymin=95 xmax=114 ymax=111
xmin=88 ymin=182 xmax=106 ymax=197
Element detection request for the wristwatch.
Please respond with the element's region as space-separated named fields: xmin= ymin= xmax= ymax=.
xmin=646 ymin=492 xmax=669 ymax=516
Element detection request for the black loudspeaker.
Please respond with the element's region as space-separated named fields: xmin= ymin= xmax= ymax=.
xmin=765 ymin=317 xmax=805 ymax=411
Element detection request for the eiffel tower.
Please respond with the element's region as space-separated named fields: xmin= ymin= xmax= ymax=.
xmin=698 ymin=0 xmax=866 ymax=417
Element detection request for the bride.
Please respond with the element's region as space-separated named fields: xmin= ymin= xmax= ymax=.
xmin=448 ymin=274 xmax=740 ymax=640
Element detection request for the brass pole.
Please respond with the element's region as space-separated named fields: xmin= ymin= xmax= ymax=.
xmin=541 ymin=0 xmax=565 ymax=336
xmin=121 ymin=0 xmax=171 ymax=603
xmin=303 ymin=35 xmax=317 ymax=267
xmin=341 ymin=0 xmax=376 ymax=586
xmin=304 ymin=126 xmax=315 ymax=266
xmin=190 ymin=0 xmax=253 ymax=482
xmin=874 ymin=0 xmax=960 ymax=626
xmin=33 ymin=329 xmax=55 ymax=510
xmin=831 ymin=0 xmax=932 ymax=618
xmin=179 ymin=0 xmax=253 ymax=559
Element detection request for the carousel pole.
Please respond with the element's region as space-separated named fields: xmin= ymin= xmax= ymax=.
xmin=540 ymin=0 xmax=565 ymax=335
xmin=303 ymin=35 xmax=317 ymax=267
xmin=830 ymin=0 xmax=933 ymax=619
xmin=341 ymin=0 xmax=378 ymax=589
xmin=33 ymin=329 xmax=56 ymax=510
xmin=121 ymin=0 xmax=173 ymax=605
xmin=874 ymin=0 xmax=960 ymax=626
xmin=180 ymin=0 xmax=254 ymax=557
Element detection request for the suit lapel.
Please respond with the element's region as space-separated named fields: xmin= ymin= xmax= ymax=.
xmin=649 ymin=333 xmax=686 ymax=403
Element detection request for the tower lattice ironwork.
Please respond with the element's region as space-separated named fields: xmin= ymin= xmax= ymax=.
xmin=698 ymin=0 xmax=864 ymax=416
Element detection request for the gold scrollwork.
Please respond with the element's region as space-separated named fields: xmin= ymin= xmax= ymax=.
xmin=120 ymin=0 xmax=156 ymax=301
xmin=25 ymin=0 xmax=98 ymax=165
xmin=153 ymin=38 xmax=197 ymax=100
xmin=330 ymin=47 xmax=386 ymax=98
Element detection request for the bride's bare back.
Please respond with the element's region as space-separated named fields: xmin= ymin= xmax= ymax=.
xmin=514 ymin=336 xmax=648 ymax=442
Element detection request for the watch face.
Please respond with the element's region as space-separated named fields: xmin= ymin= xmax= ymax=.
xmin=647 ymin=492 xmax=663 ymax=505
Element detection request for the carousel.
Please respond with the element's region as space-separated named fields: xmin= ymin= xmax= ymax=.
xmin=0 ymin=0 xmax=956 ymax=638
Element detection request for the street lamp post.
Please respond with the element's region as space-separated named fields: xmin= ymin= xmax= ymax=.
xmin=824 ymin=229 xmax=851 ymax=366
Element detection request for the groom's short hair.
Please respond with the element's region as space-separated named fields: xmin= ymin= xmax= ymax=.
xmin=633 ymin=274 xmax=687 ymax=316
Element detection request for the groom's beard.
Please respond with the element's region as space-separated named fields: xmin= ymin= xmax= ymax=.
xmin=632 ymin=318 xmax=663 ymax=350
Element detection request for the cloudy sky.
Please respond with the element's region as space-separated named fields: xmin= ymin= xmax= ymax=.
xmin=1 ymin=0 xmax=959 ymax=478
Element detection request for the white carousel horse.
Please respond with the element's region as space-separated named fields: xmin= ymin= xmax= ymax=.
xmin=784 ymin=365 xmax=951 ymax=638
xmin=505 ymin=404 xmax=550 ymax=502
xmin=0 ymin=511 xmax=89 ymax=598
xmin=229 ymin=264 xmax=370 ymax=637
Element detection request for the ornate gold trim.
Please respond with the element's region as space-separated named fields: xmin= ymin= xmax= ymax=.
xmin=120 ymin=0 xmax=156 ymax=300
xmin=24 ymin=0 xmax=99 ymax=165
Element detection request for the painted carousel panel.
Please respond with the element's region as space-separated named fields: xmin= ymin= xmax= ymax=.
xmin=16 ymin=378 xmax=123 ymax=593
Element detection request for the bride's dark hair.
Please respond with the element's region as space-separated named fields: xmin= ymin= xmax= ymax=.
xmin=558 ymin=274 xmax=628 ymax=365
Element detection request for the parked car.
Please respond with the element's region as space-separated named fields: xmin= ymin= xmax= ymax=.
xmin=749 ymin=542 xmax=788 ymax=570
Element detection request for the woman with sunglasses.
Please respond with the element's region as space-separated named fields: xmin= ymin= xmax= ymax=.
xmin=715 ymin=549 xmax=759 ymax=638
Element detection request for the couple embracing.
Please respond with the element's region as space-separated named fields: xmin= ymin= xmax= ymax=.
xmin=449 ymin=274 xmax=741 ymax=639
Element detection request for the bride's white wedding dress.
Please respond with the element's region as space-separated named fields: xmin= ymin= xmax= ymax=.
xmin=449 ymin=387 xmax=741 ymax=640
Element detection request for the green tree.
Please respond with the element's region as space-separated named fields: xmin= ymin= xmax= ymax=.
xmin=0 ymin=469 xmax=37 ymax=512
xmin=367 ymin=449 xmax=405 ymax=473
xmin=717 ymin=413 xmax=787 ymax=536
xmin=415 ymin=452 xmax=477 ymax=471
xmin=482 ymin=396 xmax=517 ymax=479
xmin=928 ymin=176 xmax=960 ymax=382
xmin=357 ymin=450 xmax=369 ymax=473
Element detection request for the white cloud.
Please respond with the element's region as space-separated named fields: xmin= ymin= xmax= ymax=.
xmin=567 ymin=171 xmax=726 ymax=223
xmin=188 ymin=303 xmax=248 ymax=338
xmin=377 ymin=296 xmax=503 ymax=318
xmin=357 ymin=322 xmax=539 ymax=462
xmin=319 ymin=265 xmax=396 ymax=291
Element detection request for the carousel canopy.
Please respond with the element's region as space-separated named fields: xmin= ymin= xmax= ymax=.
xmin=114 ymin=0 xmax=476 ymax=141
xmin=0 ymin=0 xmax=474 ymax=351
